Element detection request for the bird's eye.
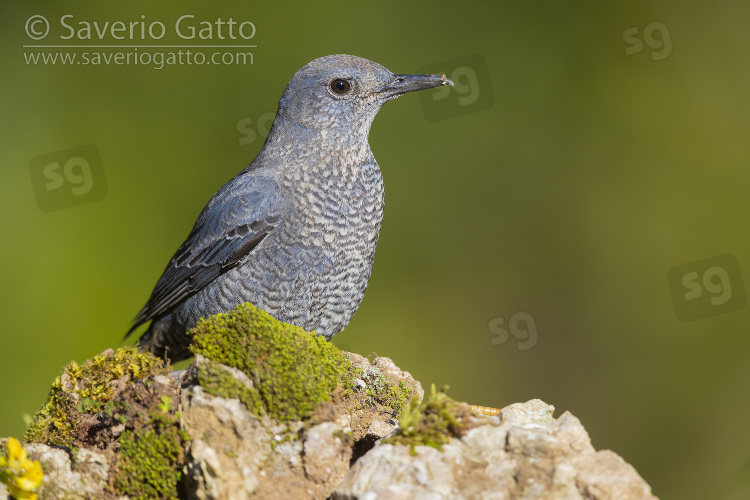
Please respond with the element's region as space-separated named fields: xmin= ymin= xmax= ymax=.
xmin=330 ymin=79 xmax=351 ymax=95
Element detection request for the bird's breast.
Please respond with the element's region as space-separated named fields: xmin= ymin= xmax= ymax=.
xmin=281 ymin=156 xmax=384 ymax=254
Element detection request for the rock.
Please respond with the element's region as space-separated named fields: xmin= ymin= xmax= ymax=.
xmin=302 ymin=423 xmax=352 ymax=484
xmin=341 ymin=352 xmax=423 ymax=448
xmin=497 ymin=398 xmax=556 ymax=425
xmin=181 ymin=383 xmax=271 ymax=499
xmin=571 ymin=449 xmax=659 ymax=499
xmin=372 ymin=356 xmax=424 ymax=402
xmin=179 ymin=346 xmax=425 ymax=500
xmin=0 ymin=439 xmax=111 ymax=500
xmin=332 ymin=399 xmax=658 ymax=500
xmin=9 ymin=304 xmax=657 ymax=499
xmin=181 ymin=381 xmax=352 ymax=500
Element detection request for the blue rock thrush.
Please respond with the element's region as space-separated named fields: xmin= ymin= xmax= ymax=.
xmin=129 ymin=54 xmax=454 ymax=361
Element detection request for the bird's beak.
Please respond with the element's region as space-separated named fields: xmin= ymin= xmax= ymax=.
xmin=377 ymin=73 xmax=454 ymax=99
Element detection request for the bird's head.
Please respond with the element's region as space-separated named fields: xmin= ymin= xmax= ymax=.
xmin=272 ymin=54 xmax=453 ymax=138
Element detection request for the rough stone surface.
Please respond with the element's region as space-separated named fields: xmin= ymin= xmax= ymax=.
xmin=181 ymin=384 xmax=271 ymax=499
xmin=332 ymin=400 xmax=658 ymax=500
xmin=0 ymin=439 xmax=111 ymax=499
xmin=342 ymin=352 xmax=423 ymax=444
xmin=181 ymin=383 xmax=352 ymax=500
xmin=9 ymin=348 xmax=657 ymax=500
xmin=179 ymin=350 xmax=423 ymax=500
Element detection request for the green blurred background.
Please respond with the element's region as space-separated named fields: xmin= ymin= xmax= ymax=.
xmin=2 ymin=2 xmax=749 ymax=498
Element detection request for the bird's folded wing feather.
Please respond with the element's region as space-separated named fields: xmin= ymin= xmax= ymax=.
xmin=130 ymin=173 xmax=285 ymax=332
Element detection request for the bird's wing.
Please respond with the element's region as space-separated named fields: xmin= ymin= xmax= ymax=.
xmin=129 ymin=172 xmax=285 ymax=333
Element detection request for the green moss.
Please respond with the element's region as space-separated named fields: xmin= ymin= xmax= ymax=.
xmin=114 ymin=418 xmax=186 ymax=500
xmin=195 ymin=357 xmax=264 ymax=415
xmin=384 ymin=384 xmax=476 ymax=455
xmin=23 ymin=373 xmax=75 ymax=447
xmin=21 ymin=347 xmax=184 ymax=498
xmin=109 ymin=382 xmax=188 ymax=499
xmin=24 ymin=347 xmax=168 ymax=447
xmin=387 ymin=381 xmax=415 ymax=415
xmin=190 ymin=302 xmax=351 ymax=421
xmin=359 ymin=367 xmax=414 ymax=417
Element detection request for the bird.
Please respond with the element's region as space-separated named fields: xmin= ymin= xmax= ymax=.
xmin=128 ymin=54 xmax=454 ymax=362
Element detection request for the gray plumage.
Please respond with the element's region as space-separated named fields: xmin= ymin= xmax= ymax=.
xmin=129 ymin=54 xmax=453 ymax=362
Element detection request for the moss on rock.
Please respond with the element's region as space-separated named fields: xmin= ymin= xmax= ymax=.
xmin=107 ymin=375 xmax=188 ymax=500
xmin=20 ymin=346 xmax=187 ymax=499
xmin=194 ymin=356 xmax=264 ymax=416
xmin=384 ymin=384 xmax=478 ymax=455
xmin=24 ymin=347 xmax=168 ymax=447
xmin=190 ymin=302 xmax=352 ymax=421
xmin=114 ymin=420 xmax=187 ymax=499
xmin=359 ymin=365 xmax=414 ymax=417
